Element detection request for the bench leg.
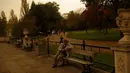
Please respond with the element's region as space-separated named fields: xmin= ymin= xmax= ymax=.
xmin=82 ymin=64 xmax=92 ymax=73
xmin=82 ymin=64 xmax=86 ymax=72
xmin=62 ymin=59 xmax=69 ymax=66
xmin=66 ymin=60 xmax=69 ymax=64
xmin=62 ymin=59 xmax=65 ymax=65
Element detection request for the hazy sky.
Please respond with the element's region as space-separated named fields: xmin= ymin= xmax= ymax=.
xmin=0 ymin=0 xmax=85 ymax=19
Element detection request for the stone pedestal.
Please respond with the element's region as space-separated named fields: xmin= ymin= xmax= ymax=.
xmin=23 ymin=29 xmax=29 ymax=38
xmin=112 ymin=9 xmax=130 ymax=73
xmin=22 ymin=29 xmax=29 ymax=47
xmin=112 ymin=47 xmax=130 ymax=73
xmin=7 ymin=29 xmax=12 ymax=43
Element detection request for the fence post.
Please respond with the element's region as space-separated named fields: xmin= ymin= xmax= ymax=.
xmin=47 ymin=38 xmax=50 ymax=56
xmin=60 ymin=36 xmax=63 ymax=43
xmin=83 ymin=40 xmax=85 ymax=50
xmin=99 ymin=48 xmax=100 ymax=52
xmin=82 ymin=40 xmax=86 ymax=60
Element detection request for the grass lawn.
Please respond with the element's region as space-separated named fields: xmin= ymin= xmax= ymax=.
xmin=49 ymin=44 xmax=114 ymax=72
xmin=67 ymin=29 xmax=121 ymax=41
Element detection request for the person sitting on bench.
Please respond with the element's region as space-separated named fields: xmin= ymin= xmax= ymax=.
xmin=52 ymin=38 xmax=73 ymax=68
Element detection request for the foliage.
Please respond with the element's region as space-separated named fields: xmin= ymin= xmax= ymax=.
xmin=81 ymin=0 xmax=130 ymax=8
xmin=20 ymin=0 xmax=29 ymax=19
xmin=19 ymin=17 xmax=35 ymax=36
xmin=7 ymin=9 xmax=22 ymax=38
xmin=8 ymin=9 xmax=18 ymax=30
xmin=66 ymin=11 xmax=80 ymax=30
xmin=81 ymin=4 xmax=117 ymax=33
xmin=64 ymin=10 xmax=88 ymax=30
xmin=0 ymin=11 xmax=7 ymax=36
xmin=11 ymin=24 xmax=23 ymax=39
xmin=80 ymin=0 xmax=129 ymax=36
xmin=19 ymin=0 xmax=36 ymax=36
xmin=28 ymin=1 xmax=63 ymax=34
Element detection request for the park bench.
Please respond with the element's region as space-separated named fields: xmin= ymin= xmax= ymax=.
xmin=63 ymin=49 xmax=97 ymax=73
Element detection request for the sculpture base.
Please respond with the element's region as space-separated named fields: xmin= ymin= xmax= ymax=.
xmin=111 ymin=47 xmax=130 ymax=73
xmin=119 ymin=35 xmax=130 ymax=45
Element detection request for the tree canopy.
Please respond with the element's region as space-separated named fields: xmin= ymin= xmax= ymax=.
xmin=28 ymin=1 xmax=63 ymax=33
xmin=20 ymin=0 xmax=29 ymax=19
xmin=80 ymin=0 xmax=128 ymax=36
xmin=8 ymin=9 xmax=18 ymax=29
xmin=0 ymin=11 xmax=7 ymax=36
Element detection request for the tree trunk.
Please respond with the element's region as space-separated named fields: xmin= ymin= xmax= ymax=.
xmin=105 ymin=28 xmax=108 ymax=35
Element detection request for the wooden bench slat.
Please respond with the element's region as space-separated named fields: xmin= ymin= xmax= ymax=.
xmin=66 ymin=57 xmax=93 ymax=65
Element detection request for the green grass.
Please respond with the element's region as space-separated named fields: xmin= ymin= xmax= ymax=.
xmin=67 ymin=29 xmax=121 ymax=41
xmin=94 ymin=53 xmax=114 ymax=72
xmin=49 ymin=44 xmax=114 ymax=72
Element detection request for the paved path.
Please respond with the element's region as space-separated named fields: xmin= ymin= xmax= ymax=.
xmin=0 ymin=43 xmax=81 ymax=73
xmin=0 ymin=37 xmax=8 ymax=42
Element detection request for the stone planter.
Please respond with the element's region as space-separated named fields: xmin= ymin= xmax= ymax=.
xmin=116 ymin=9 xmax=130 ymax=46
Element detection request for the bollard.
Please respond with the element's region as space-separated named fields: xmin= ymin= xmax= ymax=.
xmin=82 ymin=40 xmax=85 ymax=50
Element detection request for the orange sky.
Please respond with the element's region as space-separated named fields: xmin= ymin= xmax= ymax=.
xmin=0 ymin=0 xmax=85 ymax=20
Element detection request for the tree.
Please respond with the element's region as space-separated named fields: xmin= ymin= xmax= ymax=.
xmin=28 ymin=1 xmax=63 ymax=34
xmin=20 ymin=0 xmax=29 ymax=19
xmin=1 ymin=11 xmax=7 ymax=20
xmin=11 ymin=23 xmax=23 ymax=39
xmin=8 ymin=9 xmax=23 ymax=38
xmin=19 ymin=17 xmax=35 ymax=35
xmin=81 ymin=5 xmax=99 ymax=29
xmin=65 ymin=11 xmax=81 ymax=30
xmin=81 ymin=0 xmax=130 ymax=36
xmin=80 ymin=0 xmax=119 ymax=34
xmin=8 ymin=9 xmax=18 ymax=29
xmin=63 ymin=10 xmax=89 ymax=31
xmin=18 ymin=1 xmax=36 ymax=36
xmin=0 ymin=11 xmax=7 ymax=36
